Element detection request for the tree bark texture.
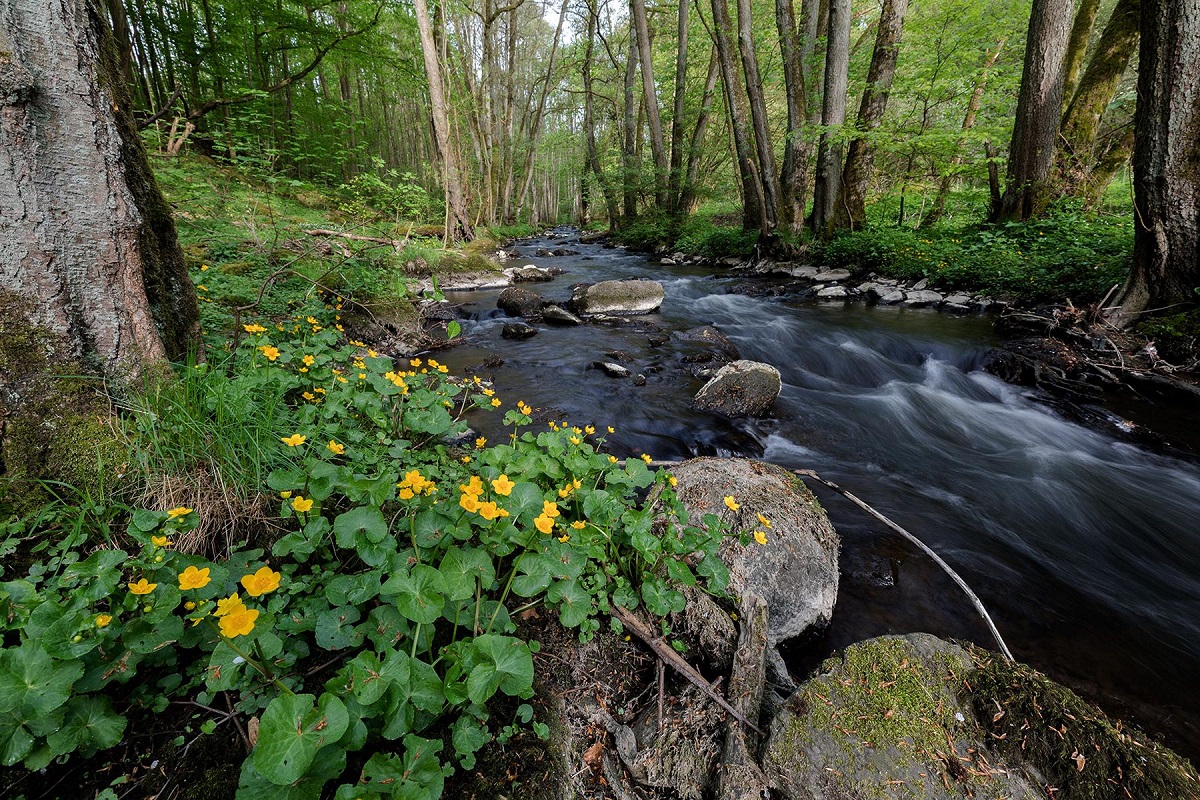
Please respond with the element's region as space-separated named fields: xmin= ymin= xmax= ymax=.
xmin=622 ymin=31 xmax=640 ymax=221
xmin=711 ymin=0 xmax=763 ymax=231
xmin=583 ymin=0 xmax=619 ymax=227
xmin=668 ymin=0 xmax=689 ymax=214
xmin=776 ymin=0 xmax=810 ymax=236
xmin=828 ymin=0 xmax=908 ymax=232
xmin=413 ymin=0 xmax=473 ymax=241
xmin=631 ymin=0 xmax=668 ymax=208
xmin=736 ymin=0 xmax=779 ymax=234
xmin=1057 ymin=0 xmax=1140 ymax=202
xmin=990 ymin=0 xmax=1074 ymax=222
xmin=1060 ymin=0 xmax=1101 ymax=112
xmin=680 ymin=47 xmax=721 ymax=215
xmin=1116 ymin=0 xmax=1200 ymax=321
xmin=0 ymin=0 xmax=199 ymax=386
xmin=808 ymin=0 xmax=849 ymax=234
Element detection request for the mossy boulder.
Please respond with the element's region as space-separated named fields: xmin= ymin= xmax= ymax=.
xmin=764 ymin=634 xmax=1200 ymax=800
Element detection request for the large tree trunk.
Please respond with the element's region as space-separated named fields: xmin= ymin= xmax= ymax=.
xmin=622 ymin=31 xmax=640 ymax=222
xmin=631 ymin=0 xmax=668 ymax=209
xmin=776 ymin=0 xmax=811 ymax=237
xmin=808 ymin=0 xmax=849 ymax=235
xmin=1056 ymin=0 xmax=1140 ymax=202
xmin=1113 ymin=0 xmax=1200 ymax=323
xmin=1060 ymin=0 xmax=1101 ymax=112
xmin=0 ymin=0 xmax=199 ymax=384
xmin=736 ymin=0 xmax=779 ymax=235
xmin=921 ymin=38 xmax=1005 ymax=228
xmin=989 ymin=0 xmax=1074 ymax=222
xmin=828 ymin=0 xmax=908 ymax=233
xmin=711 ymin=0 xmax=763 ymax=231
xmin=668 ymin=0 xmax=690 ymax=215
xmin=679 ymin=47 xmax=721 ymax=215
xmin=413 ymin=0 xmax=473 ymax=242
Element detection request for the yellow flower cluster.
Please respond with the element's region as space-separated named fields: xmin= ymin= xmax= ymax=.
xmin=534 ymin=500 xmax=560 ymax=534
xmin=258 ymin=345 xmax=280 ymax=361
xmin=243 ymin=323 xmax=266 ymax=334
xmin=398 ymin=470 xmax=436 ymax=500
xmin=457 ymin=475 xmax=510 ymax=521
xmin=214 ymin=593 xmax=259 ymax=638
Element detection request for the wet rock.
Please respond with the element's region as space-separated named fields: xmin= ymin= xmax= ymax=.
xmin=571 ymin=279 xmax=665 ymax=315
xmin=682 ymin=351 xmax=714 ymax=364
xmin=902 ymin=289 xmax=945 ymax=307
xmin=590 ymin=361 xmax=631 ymax=378
xmin=501 ymin=322 xmax=538 ymax=340
xmin=632 ymin=374 xmax=647 ymax=386
xmin=497 ymin=286 xmax=547 ymax=318
xmin=813 ymin=269 xmax=851 ymax=282
xmin=579 ymin=230 xmax=608 ymax=244
xmin=648 ymin=333 xmax=671 ymax=347
xmin=536 ymin=247 xmax=580 ymax=257
xmin=661 ymin=258 xmax=677 ymax=266
xmin=879 ymin=290 xmax=906 ymax=305
xmin=942 ymin=302 xmax=972 ymax=314
xmin=603 ymin=350 xmax=635 ymax=363
xmin=944 ymin=294 xmax=972 ymax=305
xmin=504 ymin=264 xmax=555 ymax=282
xmin=693 ymin=360 xmax=782 ymax=417
xmin=912 ymin=277 xmax=929 ymax=290
xmin=667 ymin=457 xmax=839 ymax=644
xmin=542 ymin=305 xmax=583 ymax=326
xmin=816 ymin=286 xmax=848 ymax=300
xmin=482 ymin=354 xmax=504 ymax=368
xmin=680 ymin=326 xmax=741 ymax=360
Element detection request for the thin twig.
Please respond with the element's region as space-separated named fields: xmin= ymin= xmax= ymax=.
xmin=792 ymin=469 xmax=1014 ymax=661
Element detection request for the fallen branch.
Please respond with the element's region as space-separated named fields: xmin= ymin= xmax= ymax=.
xmin=792 ymin=469 xmax=1014 ymax=661
xmin=612 ymin=605 xmax=763 ymax=734
xmin=304 ymin=228 xmax=410 ymax=250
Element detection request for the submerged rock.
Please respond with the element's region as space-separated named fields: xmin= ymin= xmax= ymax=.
xmin=693 ymin=360 xmax=782 ymax=417
xmin=590 ymin=361 xmax=631 ymax=378
xmin=570 ymin=279 xmax=665 ymax=315
xmin=497 ymin=286 xmax=547 ymax=318
xmin=667 ymin=457 xmax=839 ymax=644
xmin=501 ymin=322 xmax=538 ymax=340
xmin=542 ymin=305 xmax=583 ymax=326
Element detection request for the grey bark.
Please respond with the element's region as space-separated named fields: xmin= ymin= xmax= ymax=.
xmin=776 ymin=0 xmax=811 ymax=236
xmin=711 ymin=0 xmax=763 ymax=231
xmin=583 ymin=0 xmax=619 ymax=227
xmin=0 ymin=0 xmax=199 ymax=385
xmin=1114 ymin=0 xmax=1200 ymax=322
xmin=1060 ymin=0 xmax=1102 ymax=112
xmin=736 ymin=0 xmax=780 ymax=233
xmin=679 ymin=47 xmax=721 ymax=215
xmin=668 ymin=0 xmax=689 ymax=214
xmin=808 ymin=0 xmax=849 ymax=235
xmin=622 ymin=30 xmax=640 ymax=220
xmin=989 ymin=0 xmax=1074 ymax=222
xmin=631 ymin=0 xmax=668 ymax=208
xmin=413 ymin=0 xmax=474 ymax=241
xmin=828 ymin=0 xmax=909 ymax=233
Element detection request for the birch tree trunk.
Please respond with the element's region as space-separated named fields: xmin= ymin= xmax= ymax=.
xmin=828 ymin=0 xmax=908 ymax=233
xmin=1113 ymin=0 xmax=1200 ymax=323
xmin=413 ymin=0 xmax=473 ymax=242
xmin=808 ymin=0 xmax=849 ymax=234
xmin=0 ymin=0 xmax=199 ymax=387
xmin=989 ymin=0 xmax=1074 ymax=222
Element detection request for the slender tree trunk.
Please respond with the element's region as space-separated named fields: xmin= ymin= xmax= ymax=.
xmin=989 ymin=0 xmax=1074 ymax=222
xmin=922 ymin=38 xmax=1005 ymax=228
xmin=583 ymin=0 xmax=619 ymax=227
xmin=413 ymin=0 xmax=473 ymax=241
xmin=680 ymin=47 xmax=721 ymax=214
xmin=808 ymin=0 xmax=849 ymax=234
xmin=776 ymin=0 xmax=810 ymax=236
xmin=622 ymin=31 xmax=640 ymax=221
xmin=0 ymin=0 xmax=200 ymax=383
xmin=1056 ymin=0 xmax=1140 ymax=200
xmin=736 ymin=0 xmax=779 ymax=234
xmin=829 ymin=0 xmax=908 ymax=233
xmin=514 ymin=0 xmax=569 ymax=220
xmin=668 ymin=0 xmax=689 ymax=214
xmin=1061 ymin=0 xmax=1101 ymax=112
xmin=1112 ymin=0 xmax=1200 ymax=323
xmin=631 ymin=0 xmax=668 ymax=208
xmin=711 ymin=0 xmax=764 ymax=231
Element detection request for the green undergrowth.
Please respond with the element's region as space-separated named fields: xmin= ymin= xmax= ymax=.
xmin=823 ymin=204 xmax=1133 ymax=303
xmin=1135 ymin=308 xmax=1200 ymax=365
xmin=0 ymin=297 xmax=754 ymax=799
xmin=613 ymin=204 xmax=758 ymax=259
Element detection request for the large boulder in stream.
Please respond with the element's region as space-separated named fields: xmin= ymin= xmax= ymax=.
xmin=497 ymin=286 xmax=547 ymax=318
xmin=667 ymin=457 xmax=839 ymax=644
xmin=570 ymin=279 xmax=665 ymax=315
xmin=764 ymin=633 xmax=1200 ymax=800
xmin=693 ymin=360 xmax=782 ymax=417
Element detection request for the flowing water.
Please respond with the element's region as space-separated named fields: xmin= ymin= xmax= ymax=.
xmin=436 ymin=229 xmax=1200 ymax=758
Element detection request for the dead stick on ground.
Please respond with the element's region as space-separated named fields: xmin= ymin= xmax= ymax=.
xmin=612 ymin=605 xmax=763 ymax=734
xmin=304 ymin=228 xmax=409 ymax=249
xmin=792 ymin=469 xmax=1014 ymax=661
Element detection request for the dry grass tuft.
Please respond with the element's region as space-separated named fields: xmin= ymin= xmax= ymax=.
xmin=135 ymin=469 xmax=283 ymax=558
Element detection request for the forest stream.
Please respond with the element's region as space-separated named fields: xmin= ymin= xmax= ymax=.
xmin=436 ymin=229 xmax=1200 ymax=761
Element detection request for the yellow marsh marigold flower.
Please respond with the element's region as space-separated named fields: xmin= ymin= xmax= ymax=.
xmin=128 ymin=579 xmax=156 ymax=595
xmin=491 ymin=475 xmax=515 ymax=496
xmin=281 ymin=433 xmax=307 ymax=447
xmin=410 ymin=358 xmax=422 ymax=367
xmin=608 ymin=456 xmax=618 ymax=464
xmin=757 ymin=514 xmax=772 ymax=529
xmin=151 ymin=535 xmax=173 ymax=548
xmin=557 ymin=534 xmax=570 ymax=543
xmin=302 ymin=354 xmax=315 ymax=366
xmin=517 ymin=401 xmax=532 ymax=415
xmin=459 ymin=493 xmax=481 ymax=513
xmin=459 ymin=476 xmax=484 ymax=497
xmin=95 ymin=614 xmax=113 ymax=628
xmin=201 ymin=264 xmax=209 ymax=271
xmin=753 ymin=530 xmax=768 ymax=545
xmin=167 ymin=506 xmax=192 ymax=519
xmin=641 ymin=454 xmax=653 ymax=464
xmin=724 ymin=496 xmax=740 ymax=512
xmin=241 ymin=566 xmax=282 ymax=597
xmin=327 ymin=440 xmax=345 ymax=455
xmin=542 ymin=501 xmax=560 ymax=519
xmin=258 ymin=345 xmax=280 ymax=361
xmin=292 ymin=496 xmax=314 ymax=513
xmin=558 ymin=487 xmax=570 ymax=499
xmin=481 ymin=387 xmax=494 ymax=397
xmin=214 ymin=593 xmax=245 ymax=617
xmin=219 ymin=605 xmax=259 ymax=638
xmin=178 ymin=566 xmax=212 ymax=591
xmin=477 ymin=501 xmax=509 ymax=521
xmin=571 ymin=521 xmax=586 ymax=530
xmin=491 ymin=398 xmax=502 ymax=408
xmin=534 ymin=514 xmax=555 ymax=534
xmin=668 ymin=475 xmax=678 ymax=488
xmin=585 ymin=425 xmax=596 ymax=435
xmin=475 ymin=436 xmax=487 ymax=449
xmin=569 ymin=436 xmax=582 ymax=445
xmin=184 ymin=601 xmax=196 ymax=611
xmin=607 ymin=426 xmax=615 ymax=434
xmin=280 ymin=490 xmax=292 ymax=499
xmin=461 ymin=456 xmax=472 ymax=463
xmin=243 ymin=323 xmax=266 ymax=334
xmin=306 ymin=316 xmax=319 ymax=325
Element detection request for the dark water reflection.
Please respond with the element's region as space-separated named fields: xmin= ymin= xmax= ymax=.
xmin=435 ymin=230 xmax=1200 ymax=759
